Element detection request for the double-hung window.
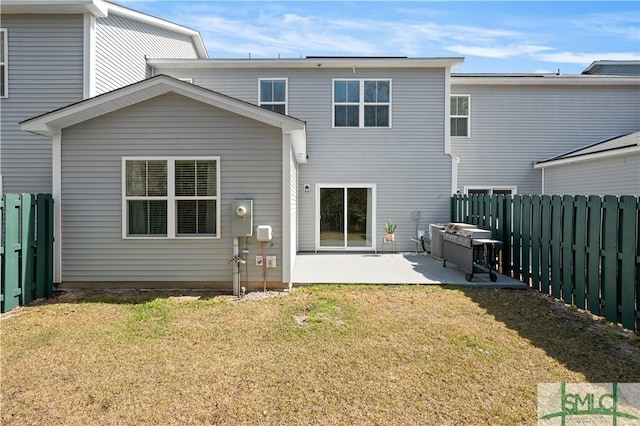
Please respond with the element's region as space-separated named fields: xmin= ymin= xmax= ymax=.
xmin=1 ymin=29 xmax=7 ymax=98
xmin=450 ymin=95 xmax=470 ymax=137
xmin=123 ymin=158 xmax=220 ymax=238
xmin=259 ymin=79 xmax=287 ymax=114
xmin=333 ymin=79 xmax=391 ymax=128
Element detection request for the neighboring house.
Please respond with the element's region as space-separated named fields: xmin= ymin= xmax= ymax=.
xmin=450 ymin=71 xmax=640 ymax=196
xmin=534 ymin=132 xmax=640 ymax=196
xmin=0 ymin=0 xmax=207 ymax=194
xmin=4 ymin=1 xmax=639 ymax=291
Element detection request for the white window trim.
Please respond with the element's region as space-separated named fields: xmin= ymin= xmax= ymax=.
xmin=332 ymin=78 xmax=392 ymax=128
xmin=121 ymin=156 xmax=221 ymax=239
xmin=451 ymin=94 xmax=470 ymax=138
xmin=1 ymin=28 xmax=7 ymax=98
xmin=258 ymin=78 xmax=288 ymax=115
xmin=463 ymin=186 xmax=517 ymax=195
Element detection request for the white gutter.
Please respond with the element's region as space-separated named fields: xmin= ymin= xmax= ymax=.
xmin=147 ymin=57 xmax=465 ymax=69
xmin=452 ymin=75 xmax=640 ymax=86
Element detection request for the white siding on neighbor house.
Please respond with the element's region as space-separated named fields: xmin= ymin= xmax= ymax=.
xmin=451 ymin=84 xmax=640 ymax=195
xmin=0 ymin=14 xmax=84 ymax=194
xmin=94 ymin=13 xmax=199 ymax=95
xmin=152 ymin=66 xmax=452 ymax=252
xmin=543 ymin=153 xmax=640 ymax=196
xmin=60 ymin=93 xmax=284 ymax=285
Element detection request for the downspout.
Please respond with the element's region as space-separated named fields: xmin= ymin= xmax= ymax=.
xmin=52 ymin=134 xmax=63 ymax=284
xmin=444 ymin=66 xmax=459 ymax=195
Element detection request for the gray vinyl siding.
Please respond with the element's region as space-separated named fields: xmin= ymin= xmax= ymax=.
xmin=289 ymin=146 xmax=298 ymax=277
xmin=153 ymin=67 xmax=451 ymax=252
xmin=0 ymin=14 xmax=84 ymax=194
xmin=544 ymin=153 xmax=640 ymax=196
xmin=94 ymin=13 xmax=199 ymax=94
xmin=61 ymin=93 xmax=283 ymax=285
xmin=451 ymin=84 xmax=640 ymax=195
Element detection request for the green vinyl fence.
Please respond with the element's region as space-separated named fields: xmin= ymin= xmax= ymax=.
xmin=451 ymin=194 xmax=640 ymax=331
xmin=1 ymin=193 xmax=54 ymax=313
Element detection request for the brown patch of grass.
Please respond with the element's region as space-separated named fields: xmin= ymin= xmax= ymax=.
xmin=1 ymin=285 xmax=638 ymax=425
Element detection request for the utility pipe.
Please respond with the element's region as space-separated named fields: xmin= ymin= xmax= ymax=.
xmin=232 ymin=237 xmax=240 ymax=296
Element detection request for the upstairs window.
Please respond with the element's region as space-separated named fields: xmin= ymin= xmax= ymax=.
xmin=333 ymin=79 xmax=391 ymax=128
xmin=123 ymin=158 xmax=220 ymax=238
xmin=451 ymin=95 xmax=470 ymax=137
xmin=259 ymin=79 xmax=287 ymax=114
xmin=1 ymin=29 xmax=7 ymax=98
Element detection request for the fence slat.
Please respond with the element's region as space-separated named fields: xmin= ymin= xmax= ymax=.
xmin=3 ymin=194 xmax=22 ymax=313
xmin=601 ymin=195 xmax=619 ymax=324
xmin=531 ymin=195 xmax=541 ymax=291
xmin=512 ymin=195 xmax=522 ymax=281
xmin=0 ymin=196 xmax=5 ymax=305
xmin=573 ymin=196 xmax=587 ymax=310
xmin=540 ymin=195 xmax=552 ymax=295
xmin=550 ymin=195 xmax=563 ymax=299
xmin=586 ymin=196 xmax=602 ymax=315
xmin=522 ymin=195 xmax=532 ymax=285
xmin=618 ymin=195 xmax=637 ymax=330
xmin=562 ymin=195 xmax=574 ymax=305
xmin=502 ymin=195 xmax=513 ymax=275
xmin=20 ymin=194 xmax=36 ymax=305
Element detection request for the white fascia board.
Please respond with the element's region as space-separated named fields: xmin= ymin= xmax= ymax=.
xmin=534 ymin=146 xmax=640 ymax=169
xmin=1 ymin=0 xmax=109 ymax=16
xmin=147 ymin=57 xmax=464 ymax=69
xmin=105 ymin=3 xmax=208 ymax=58
xmin=452 ymin=75 xmax=640 ymax=86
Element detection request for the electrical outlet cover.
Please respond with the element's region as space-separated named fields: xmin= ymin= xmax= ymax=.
xmin=266 ymin=256 xmax=276 ymax=268
xmin=256 ymin=256 xmax=264 ymax=266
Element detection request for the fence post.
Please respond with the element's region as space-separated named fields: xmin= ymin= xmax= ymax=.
xmin=573 ymin=196 xmax=587 ymax=310
xmin=20 ymin=194 xmax=36 ymax=305
xmin=2 ymin=194 xmax=22 ymax=313
xmin=618 ymin=195 xmax=637 ymax=330
xmin=601 ymin=195 xmax=619 ymax=325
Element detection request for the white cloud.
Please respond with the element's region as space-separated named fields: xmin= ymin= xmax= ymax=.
xmin=446 ymin=44 xmax=551 ymax=59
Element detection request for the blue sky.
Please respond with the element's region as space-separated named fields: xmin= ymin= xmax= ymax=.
xmin=122 ymin=1 xmax=640 ymax=73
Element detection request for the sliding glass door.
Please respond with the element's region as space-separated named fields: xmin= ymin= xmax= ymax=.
xmin=318 ymin=185 xmax=375 ymax=250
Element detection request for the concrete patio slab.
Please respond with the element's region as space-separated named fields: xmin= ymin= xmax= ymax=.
xmin=292 ymin=252 xmax=527 ymax=287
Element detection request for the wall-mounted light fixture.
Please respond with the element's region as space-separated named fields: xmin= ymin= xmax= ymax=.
xmin=304 ymin=184 xmax=310 ymax=193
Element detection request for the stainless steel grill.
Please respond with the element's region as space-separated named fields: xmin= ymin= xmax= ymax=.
xmin=442 ymin=223 xmax=501 ymax=282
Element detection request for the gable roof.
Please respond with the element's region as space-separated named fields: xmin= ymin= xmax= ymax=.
xmin=21 ymin=75 xmax=308 ymax=163
xmin=582 ymin=60 xmax=640 ymax=75
xmin=1 ymin=0 xmax=208 ymax=58
xmin=534 ymin=132 xmax=640 ymax=169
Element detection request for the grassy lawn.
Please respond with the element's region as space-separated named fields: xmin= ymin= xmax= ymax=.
xmin=1 ymin=285 xmax=639 ymax=425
